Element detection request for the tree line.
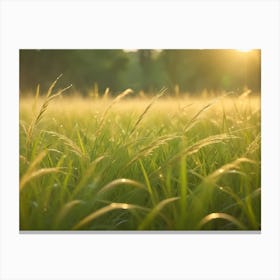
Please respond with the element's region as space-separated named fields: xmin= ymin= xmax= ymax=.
xmin=20 ymin=49 xmax=261 ymax=96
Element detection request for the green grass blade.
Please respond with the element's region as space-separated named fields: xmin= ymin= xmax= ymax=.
xmin=138 ymin=197 xmax=179 ymax=230
xmin=138 ymin=159 xmax=156 ymax=205
xmin=96 ymin=178 xmax=147 ymax=196
xmin=198 ymin=212 xmax=247 ymax=230
xmin=72 ymin=202 xmax=148 ymax=230
xmin=179 ymin=154 xmax=188 ymax=226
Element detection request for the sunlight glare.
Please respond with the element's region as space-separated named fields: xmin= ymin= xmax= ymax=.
xmin=236 ymin=49 xmax=253 ymax=52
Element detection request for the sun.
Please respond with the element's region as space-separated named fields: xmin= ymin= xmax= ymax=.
xmin=235 ymin=49 xmax=253 ymax=52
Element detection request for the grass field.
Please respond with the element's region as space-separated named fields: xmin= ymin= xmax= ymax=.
xmin=19 ymin=81 xmax=261 ymax=230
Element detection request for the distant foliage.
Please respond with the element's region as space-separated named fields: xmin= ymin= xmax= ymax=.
xmin=20 ymin=49 xmax=261 ymax=95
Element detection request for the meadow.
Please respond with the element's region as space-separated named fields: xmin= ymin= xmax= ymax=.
xmin=19 ymin=79 xmax=261 ymax=230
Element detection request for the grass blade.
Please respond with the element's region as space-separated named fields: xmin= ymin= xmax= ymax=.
xmin=151 ymin=133 xmax=237 ymax=176
xmin=179 ymin=154 xmax=187 ymax=225
xmin=54 ymin=200 xmax=84 ymax=228
xmin=129 ymin=88 xmax=167 ymax=136
xmin=205 ymin=157 xmax=257 ymax=183
xmin=44 ymin=130 xmax=87 ymax=159
xmin=95 ymin=88 xmax=133 ymax=136
xmin=20 ymin=167 xmax=61 ymax=190
xmin=138 ymin=159 xmax=156 ymax=205
xmin=138 ymin=197 xmax=179 ymax=230
xmin=198 ymin=212 xmax=246 ymax=230
xmin=72 ymin=202 xmax=148 ymax=230
xmin=96 ymin=178 xmax=147 ymax=196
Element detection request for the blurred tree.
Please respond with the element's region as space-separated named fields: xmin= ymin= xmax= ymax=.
xmin=20 ymin=50 xmax=129 ymax=95
xmin=138 ymin=49 xmax=152 ymax=92
xmin=20 ymin=49 xmax=261 ymax=96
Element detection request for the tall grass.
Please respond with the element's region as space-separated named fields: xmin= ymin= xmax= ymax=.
xmin=20 ymin=78 xmax=261 ymax=230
